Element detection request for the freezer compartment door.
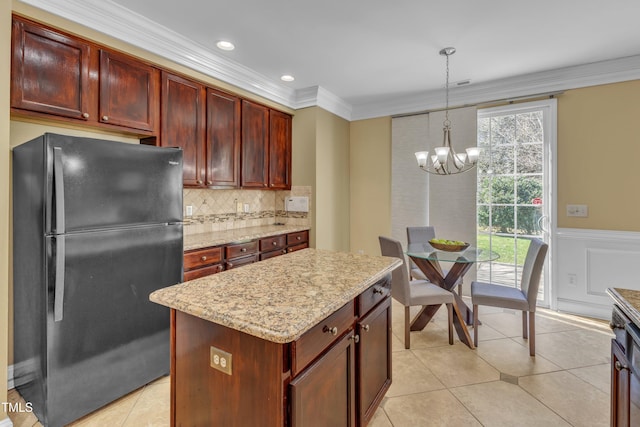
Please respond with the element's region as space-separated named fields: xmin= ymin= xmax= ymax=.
xmin=45 ymin=133 xmax=182 ymax=233
xmin=43 ymin=224 xmax=182 ymax=426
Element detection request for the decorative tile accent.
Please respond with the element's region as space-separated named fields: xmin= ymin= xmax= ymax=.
xmin=183 ymin=186 xmax=311 ymax=236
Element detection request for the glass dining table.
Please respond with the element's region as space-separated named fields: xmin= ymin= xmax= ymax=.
xmin=406 ymin=243 xmax=500 ymax=349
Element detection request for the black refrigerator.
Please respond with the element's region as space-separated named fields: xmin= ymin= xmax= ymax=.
xmin=12 ymin=133 xmax=183 ymax=427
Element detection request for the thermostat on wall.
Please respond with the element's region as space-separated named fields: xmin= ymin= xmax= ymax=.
xmin=286 ymin=196 xmax=309 ymax=212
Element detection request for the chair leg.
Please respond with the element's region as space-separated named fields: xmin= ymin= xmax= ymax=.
xmin=458 ymin=282 xmax=463 ymax=296
xmin=473 ymin=304 xmax=479 ymax=348
xmin=529 ymin=311 xmax=536 ymax=356
xmin=404 ymin=306 xmax=411 ymax=349
xmin=522 ymin=311 xmax=528 ymax=339
xmin=447 ymin=303 xmax=453 ymax=345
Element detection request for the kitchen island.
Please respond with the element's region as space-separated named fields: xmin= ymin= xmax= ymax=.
xmin=150 ymin=248 xmax=402 ymax=427
xmin=607 ymin=288 xmax=640 ymax=426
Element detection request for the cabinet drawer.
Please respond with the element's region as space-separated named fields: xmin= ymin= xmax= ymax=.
xmin=226 ymin=254 xmax=258 ymax=270
xmin=291 ymin=300 xmax=355 ymax=376
xmin=260 ymin=234 xmax=287 ymax=252
xmin=287 ymin=230 xmax=309 ymax=246
xmin=184 ymin=247 xmax=223 ymax=271
xmin=183 ymin=264 xmax=224 ymax=281
xmin=260 ymin=249 xmax=287 ymax=261
xmin=226 ymin=241 xmax=258 ymax=259
xmin=357 ymin=275 xmax=391 ymax=317
xmin=288 ymin=243 xmax=309 ymax=253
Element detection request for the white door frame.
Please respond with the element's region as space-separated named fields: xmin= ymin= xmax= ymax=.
xmin=477 ymin=98 xmax=557 ymax=308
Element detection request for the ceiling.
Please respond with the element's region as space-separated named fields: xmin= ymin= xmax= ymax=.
xmin=23 ymin=0 xmax=640 ymax=120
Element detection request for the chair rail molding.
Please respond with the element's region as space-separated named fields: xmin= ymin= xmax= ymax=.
xmin=554 ymin=228 xmax=640 ymax=320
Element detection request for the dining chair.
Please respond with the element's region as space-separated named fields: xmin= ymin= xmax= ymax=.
xmin=379 ymin=236 xmax=455 ymax=349
xmin=471 ymin=238 xmax=548 ymax=356
xmin=406 ymin=226 xmax=463 ymax=295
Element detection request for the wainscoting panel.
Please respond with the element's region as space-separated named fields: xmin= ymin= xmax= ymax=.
xmin=555 ymin=228 xmax=640 ymax=319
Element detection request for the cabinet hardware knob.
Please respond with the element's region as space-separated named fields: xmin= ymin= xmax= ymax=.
xmin=82 ymin=112 xmax=89 ymax=118
xmin=615 ymin=361 xmax=628 ymax=371
xmin=270 ymin=184 xmax=274 ymax=187
xmin=362 ymin=324 xmax=370 ymax=332
xmin=297 ymin=236 xmax=301 ymax=240
xmin=272 ymin=242 xmax=277 ymax=246
xmin=373 ymin=287 xmax=385 ymax=295
xmin=241 ymin=248 xmax=247 ymax=252
xmin=200 ymin=256 xmax=207 ymax=262
xmin=350 ymin=334 xmax=360 ymax=343
xmin=207 ymin=180 xmax=212 ymax=185
xmin=102 ymin=115 xmax=109 ymax=121
xmin=323 ymin=326 xmax=338 ymax=336
xmin=282 ymin=249 xmax=287 ymax=254
xmin=196 ymin=180 xmax=203 ymax=185
xmin=227 ymin=263 xmax=234 ymax=268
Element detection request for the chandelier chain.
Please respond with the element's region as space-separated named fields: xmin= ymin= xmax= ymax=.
xmin=444 ymin=52 xmax=450 ymax=126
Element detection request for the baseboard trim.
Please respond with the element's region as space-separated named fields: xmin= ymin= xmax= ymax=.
xmin=556 ymin=298 xmax=611 ymax=320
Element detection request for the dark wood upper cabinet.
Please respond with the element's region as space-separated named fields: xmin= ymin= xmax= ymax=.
xmin=269 ymin=109 xmax=292 ymax=189
xmin=11 ymin=18 xmax=94 ymax=120
xmin=206 ymin=88 xmax=241 ymax=187
xmin=99 ymin=50 xmax=159 ymax=132
xmin=160 ymin=71 xmax=206 ymax=187
xmin=241 ymin=100 xmax=270 ymax=188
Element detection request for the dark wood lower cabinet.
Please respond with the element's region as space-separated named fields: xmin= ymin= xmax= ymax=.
xmin=357 ymin=298 xmax=392 ymax=425
xmin=290 ymin=332 xmax=356 ymax=427
xmin=610 ymin=302 xmax=640 ymax=427
xmin=170 ymin=277 xmax=391 ymax=427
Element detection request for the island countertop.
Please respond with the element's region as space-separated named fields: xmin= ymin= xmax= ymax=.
xmin=150 ymin=248 xmax=402 ymax=344
xmin=607 ymin=287 xmax=640 ymax=327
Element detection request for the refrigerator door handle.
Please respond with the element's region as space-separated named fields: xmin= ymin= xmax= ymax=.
xmin=53 ymin=147 xmax=66 ymax=234
xmin=54 ymin=235 xmax=66 ymax=322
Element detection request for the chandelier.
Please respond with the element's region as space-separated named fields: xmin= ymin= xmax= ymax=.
xmin=415 ymin=47 xmax=479 ymax=175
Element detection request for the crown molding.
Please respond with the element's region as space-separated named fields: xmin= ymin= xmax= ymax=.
xmin=351 ymin=55 xmax=640 ymax=120
xmin=17 ymin=0 xmax=640 ymax=122
xmin=17 ymin=0 xmax=298 ymax=107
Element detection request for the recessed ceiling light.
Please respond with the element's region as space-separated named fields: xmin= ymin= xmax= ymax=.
xmin=216 ymin=41 xmax=235 ymax=51
xmin=280 ymin=75 xmax=295 ymax=82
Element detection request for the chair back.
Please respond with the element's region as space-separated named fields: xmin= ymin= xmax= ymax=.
xmin=520 ymin=238 xmax=549 ymax=310
xmin=406 ymin=226 xmax=436 ymax=252
xmin=379 ymin=236 xmax=411 ymax=305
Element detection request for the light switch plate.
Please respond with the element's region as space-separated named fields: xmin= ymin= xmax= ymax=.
xmin=566 ymin=204 xmax=588 ymax=217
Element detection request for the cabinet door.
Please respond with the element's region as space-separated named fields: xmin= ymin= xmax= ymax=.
xmin=160 ymin=72 xmax=205 ymax=186
xmin=99 ymin=50 xmax=159 ymax=132
xmin=290 ymin=332 xmax=356 ymax=427
xmin=206 ymin=88 xmax=241 ymax=187
xmin=11 ymin=18 xmax=92 ymax=120
xmin=268 ymin=110 xmax=292 ymax=189
xmin=357 ymin=297 xmax=392 ymax=425
xmin=241 ymin=100 xmax=269 ymax=188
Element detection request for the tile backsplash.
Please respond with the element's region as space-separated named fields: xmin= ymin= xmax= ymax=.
xmin=183 ymin=186 xmax=311 ymax=235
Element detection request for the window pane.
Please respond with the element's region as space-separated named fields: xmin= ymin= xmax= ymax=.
xmin=477 ymin=176 xmax=492 ymax=204
xmin=478 ymin=117 xmax=490 ymax=147
xmin=516 ymin=206 xmax=543 ymax=236
xmin=491 ymin=205 xmax=515 ymax=233
xmin=517 ymin=143 xmax=543 ymax=174
xmin=490 ymin=145 xmax=515 ymax=175
xmin=516 ymin=175 xmax=543 ymax=204
xmin=490 ymin=115 xmax=515 ymax=145
xmin=516 ymin=111 xmax=543 ymax=143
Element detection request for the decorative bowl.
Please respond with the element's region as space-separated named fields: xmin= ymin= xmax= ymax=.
xmin=429 ymin=240 xmax=470 ymax=252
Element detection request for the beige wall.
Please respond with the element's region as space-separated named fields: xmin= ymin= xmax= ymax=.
xmin=316 ymin=108 xmax=350 ymax=251
xmin=291 ymin=108 xmax=317 ymax=247
xmin=1 ymin=1 xmax=10 ymax=421
xmin=557 ymin=81 xmax=640 ymax=231
xmin=349 ymin=117 xmax=392 ymax=256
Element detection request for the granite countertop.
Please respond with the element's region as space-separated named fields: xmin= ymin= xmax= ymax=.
xmin=608 ymin=287 xmax=640 ymax=327
xmin=183 ymin=224 xmax=310 ymax=251
xmin=150 ymin=248 xmax=403 ymax=343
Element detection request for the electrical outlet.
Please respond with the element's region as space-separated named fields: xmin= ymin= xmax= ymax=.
xmin=210 ymin=346 xmax=232 ymax=375
xmin=236 ymin=202 xmax=243 ymax=213
xmin=568 ymin=273 xmax=577 ymax=287
xmin=185 ymin=205 xmax=193 ymax=217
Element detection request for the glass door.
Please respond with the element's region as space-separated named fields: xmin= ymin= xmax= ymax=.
xmin=476 ymin=99 xmax=556 ymax=307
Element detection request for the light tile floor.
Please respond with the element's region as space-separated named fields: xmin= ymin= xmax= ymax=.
xmin=8 ymin=297 xmax=613 ymax=426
